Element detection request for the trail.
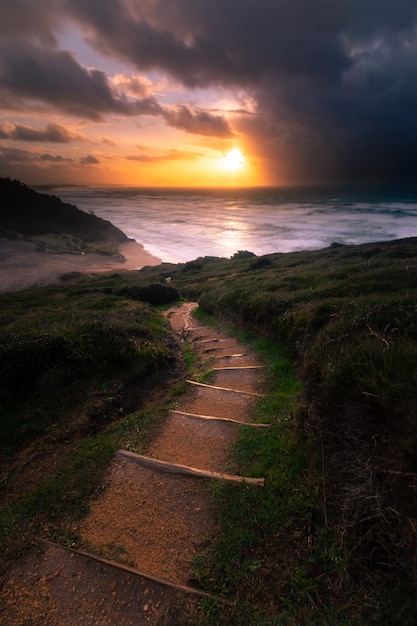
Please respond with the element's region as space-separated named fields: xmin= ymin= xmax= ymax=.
xmin=1 ymin=303 xmax=268 ymax=625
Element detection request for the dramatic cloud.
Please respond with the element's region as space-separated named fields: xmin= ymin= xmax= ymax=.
xmin=0 ymin=122 xmax=86 ymax=143
xmin=163 ymin=106 xmax=233 ymax=137
xmin=0 ymin=39 xmax=231 ymax=138
xmin=0 ymin=41 xmax=163 ymax=121
xmin=80 ymin=154 xmax=100 ymax=165
xmin=40 ymin=153 xmax=73 ymax=162
xmin=111 ymin=73 xmax=155 ymax=98
xmin=0 ymin=145 xmax=71 ymax=175
xmin=65 ymin=0 xmax=352 ymax=86
xmin=1 ymin=0 xmax=417 ymax=183
xmin=63 ymin=0 xmax=417 ymax=183
xmin=0 ymin=0 xmax=60 ymax=44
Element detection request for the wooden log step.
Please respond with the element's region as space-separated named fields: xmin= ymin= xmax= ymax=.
xmin=188 ymin=326 xmax=208 ymax=331
xmin=194 ymin=335 xmax=220 ymax=343
xmin=186 ymin=380 xmax=266 ymax=396
xmin=202 ymin=347 xmax=245 ymax=355
xmin=169 ymin=409 xmax=271 ymax=428
xmin=198 ymin=338 xmax=237 ymax=345
xmin=189 ymin=334 xmax=218 ymax=341
xmin=41 ymin=540 xmax=233 ymax=605
xmin=118 ymin=450 xmax=265 ymax=486
xmin=210 ymin=353 xmax=246 ymax=359
xmin=210 ymin=365 xmax=266 ymax=371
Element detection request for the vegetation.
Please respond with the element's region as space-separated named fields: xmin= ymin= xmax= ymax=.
xmin=0 ymin=283 xmax=178 ymax=455
xmin=0 ymin=275 xmax=181 ymax=575
xmin=2 ymin=223 xmax=417 ymax=621
xmin=138 ymin=239 xmax=417 ymax=622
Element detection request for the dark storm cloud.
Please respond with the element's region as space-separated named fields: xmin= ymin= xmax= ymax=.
xmin=0 ymin=0 xmax=60 ymax=44
xmin=64 ymin=0 xmax=417 ymax=183
xmin=66 ymin=0 xmax=352 ymax=87
xmin=1 ymin=0 xmax=417 ymax=182
xmin=0 ymin=37 xmax=231 ymax=138
xmin=163 ymin=106 xmax=233 ymax=137
xmin=0 ymin=41 xmax=163 ymax=121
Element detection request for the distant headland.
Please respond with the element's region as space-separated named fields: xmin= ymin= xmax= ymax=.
xmin=0 ymin=178 xmax=161 ymax=291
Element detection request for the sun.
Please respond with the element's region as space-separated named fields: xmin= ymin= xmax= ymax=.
xmin=221 ymin=148 xmax=246 ymax=171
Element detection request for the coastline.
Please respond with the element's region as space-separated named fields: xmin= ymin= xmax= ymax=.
xmin=0 ymin=239 xmax=162 ymax=293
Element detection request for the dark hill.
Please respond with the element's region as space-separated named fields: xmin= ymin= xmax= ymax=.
xmin=0 ymin=178 xmax=128 ymax=253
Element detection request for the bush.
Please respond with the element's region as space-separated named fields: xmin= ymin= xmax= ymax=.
xmin=115 ymin=282 xmax=180 ymax=305
xmin=232 ymin=250 xmax=256 ymax=259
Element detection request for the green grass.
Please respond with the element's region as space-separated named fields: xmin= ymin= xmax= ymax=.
xmin=188 ymin=328 xmax=324 ymax=624
xmin=177 ymin=306 xmax=417 ymax=624
xmin=167 ymin=256 xmax=417 ymax=624
xmin=0 ymin=278 xmax=180 ymax=573
xmin=3 ymin=235 xmax=417 ymax=622
xmin=0 ymin=286 xmax=175 ymax=454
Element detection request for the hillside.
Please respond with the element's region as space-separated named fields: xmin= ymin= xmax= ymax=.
xmin=0 ymin=177 xmax=129 ymax=254
xmin=1 ymin=236 xmax=417 ymax=622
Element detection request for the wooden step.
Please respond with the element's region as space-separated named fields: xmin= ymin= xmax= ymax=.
xmin=41 ymin=540 xmax=232 ymax=604
xmin=198 ymin=337 xmax=220 ymax=343
xmin=202 ymin=346 xmax=247 ymax=355
xmin=118 ymin=450 xmax=265 ymax=486
xmin=211 ymin=365 xmax=266 ymax=371
xmin=170 ymin=410 xmax=271 ymax=428
xmin=186 ymin=379 xmax=266 ymax=397
xmin=170 ymin=409 xmax=271 ymax=428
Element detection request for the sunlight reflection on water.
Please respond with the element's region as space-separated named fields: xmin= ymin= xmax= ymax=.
xmin=54 ymin=186 xmax=417 ymax=263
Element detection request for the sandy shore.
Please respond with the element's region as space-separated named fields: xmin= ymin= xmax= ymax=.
xmin=0 ymin=239 xmax=162 ymax=293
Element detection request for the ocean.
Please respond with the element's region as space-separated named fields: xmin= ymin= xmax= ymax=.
xmin=53 ymin=186 xmax=417 ymax=264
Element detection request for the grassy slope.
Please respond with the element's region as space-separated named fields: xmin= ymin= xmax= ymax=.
xmin=0 ymin=281 xmax=180 ymax=575
xmin=1 ymin=237 xmax=417 ymax=622
xmin=139 ymin=240 xmax=417 ymax=622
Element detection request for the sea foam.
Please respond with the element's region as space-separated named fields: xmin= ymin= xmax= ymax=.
xmin=54 ymin=186 xmax=417 ymax=263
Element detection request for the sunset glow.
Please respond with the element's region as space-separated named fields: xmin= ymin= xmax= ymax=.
xmin=0 ymin=2 xmax=416 ymax=187
xmin=221 ymin=149 xmax=246 ymax=171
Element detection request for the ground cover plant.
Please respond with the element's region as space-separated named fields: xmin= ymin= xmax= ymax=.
xmin=0 ymin=283 xmax=177 ymax=455
xmin=1 ymin=235 xmax=417 ymax=622
xmin=0 ymin=281 xmax=181 ymax=574
xmin=162 ymin=239 xmax=417 ymax=623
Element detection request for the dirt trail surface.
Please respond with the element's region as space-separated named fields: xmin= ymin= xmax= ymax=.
xmin=0 ymin=302 xmax=266 ymax=625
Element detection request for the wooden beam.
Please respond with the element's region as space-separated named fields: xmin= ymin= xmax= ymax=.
xmin=169 ymin=409 xmax=271 ymax=428
xmin=211 ymin=365 xmax=266 ymax=371
xmin=186 ymin=380 xmax=265 ymax=396
xmin=118 ymin=450 xmax=265 ymax=486
xmin=40 ymin=540 xmax=233 ymax=604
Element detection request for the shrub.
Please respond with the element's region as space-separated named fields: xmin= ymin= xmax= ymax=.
xmin=115 ymin=282 xmax=180 ymax=305
xmin=231 ymin=250 xmax=256 ymax=259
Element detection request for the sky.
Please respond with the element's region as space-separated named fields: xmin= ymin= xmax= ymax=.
xmin=0 ymin=0 xmax=417 ymax=187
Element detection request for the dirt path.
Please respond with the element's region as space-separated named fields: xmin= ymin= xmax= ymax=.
xmin=0 ymin=303 xmax=267 ymax=625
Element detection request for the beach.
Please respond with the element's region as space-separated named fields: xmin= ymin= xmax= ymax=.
xmin=0 ymin=239 xmax=161 ymax=293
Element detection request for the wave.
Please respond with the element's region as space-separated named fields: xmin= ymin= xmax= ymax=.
xmin=54 ymin=186 xmax=417 ymax=263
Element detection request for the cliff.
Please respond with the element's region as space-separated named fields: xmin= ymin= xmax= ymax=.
xmin=0 ymin=177 xmax=129 ymax=254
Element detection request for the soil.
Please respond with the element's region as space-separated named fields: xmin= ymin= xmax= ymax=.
xmin=0 ymin=302 xmax=266 ymax=624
